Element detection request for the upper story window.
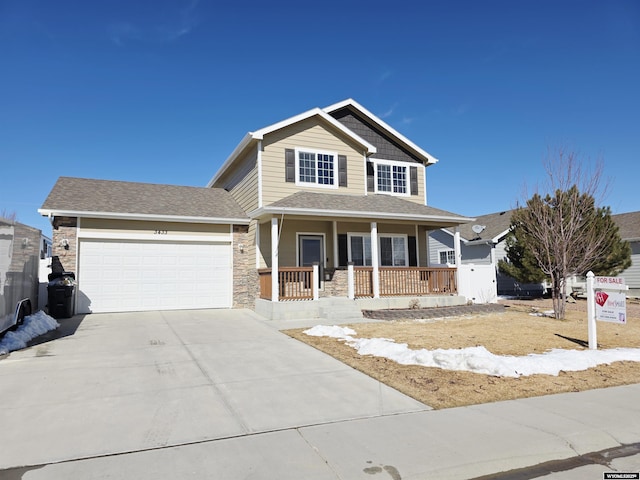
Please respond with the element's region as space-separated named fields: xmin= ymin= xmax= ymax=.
xmin=295 ymin=148 xmax=338 ymax=189
xmin=368 ymin=159 xmax=417 ymax=197
xmin=376 ymin=162 xmax=407 ymax=194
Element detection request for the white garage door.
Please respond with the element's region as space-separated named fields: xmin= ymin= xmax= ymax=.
xmin=77 ymin=239 xmax=232 ymax=313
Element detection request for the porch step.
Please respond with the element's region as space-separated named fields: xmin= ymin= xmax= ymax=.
xmin=317 ymin=298 xmax=363 ymax=322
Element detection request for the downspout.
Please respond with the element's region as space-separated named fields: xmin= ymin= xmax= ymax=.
xmin=423 ymin=165 xmax=428 ymax=205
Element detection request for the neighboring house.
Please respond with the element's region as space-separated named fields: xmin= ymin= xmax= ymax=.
xmin=614 ymin=211 xmax=640 ymax=297
xmin=429 ymin=209 xmax=640 ymax=299
xmin=39 ymin=99 xmax=473 ymax=317
xmin=428 ymin=210 xmax=544 ymax=297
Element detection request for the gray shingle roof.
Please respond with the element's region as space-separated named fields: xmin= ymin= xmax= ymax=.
xmin=614 ymin=211 xmax=640 ymax=240
xmin=450 ymin=210 xmax=515 ymax=242
xmin=40 ymin=177 xmax=248 ymax=221
xmin=263 ymin=191 xmax=471 ymax=225
xmin=452 ymin=209 xmax=640 ymax=243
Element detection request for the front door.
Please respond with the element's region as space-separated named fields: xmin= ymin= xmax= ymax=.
xmin=299 ymin=235 xmax=324 ymax=285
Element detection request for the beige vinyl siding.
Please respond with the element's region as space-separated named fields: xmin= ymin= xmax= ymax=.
xmin=337 ymin=222 xmax=418 ymax=235
xmin=246 ymin=219 xmax=258 ymax=267
xmin=278 ymin=219 xmax=333 ymax=267
xmin=214 ymin=147 xmax=259 ymax=214
xmin=258 ymin=220 xmax=271 ymax=268
xmin=258 ymin=219 xmax=335 ymax=267
xmin=407 ymin=166 xmax=425 ymax=205
xmin=417 ymin=225 xmax=428 ymax=267
xmin=261 ymin=118 xmax=366 ymax=205
xmin=80 ymin=218 xmax=230 ymax=237
xmin=336 ymin=221 xmax=370 ymax=234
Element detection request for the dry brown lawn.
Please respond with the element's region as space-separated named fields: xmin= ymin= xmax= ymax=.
xmin=284 ymin=298 xmax=640 ymax=409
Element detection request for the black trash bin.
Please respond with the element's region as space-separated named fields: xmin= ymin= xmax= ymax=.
xmin=47 ymin=272 xmax=76 ymax=319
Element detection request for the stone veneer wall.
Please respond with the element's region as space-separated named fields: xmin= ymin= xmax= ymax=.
xmin=320 ymin=268 xmax=349 ymax=298
xmin=51 ymin=217 xmax=78 ymax=273
xmin=233 ymin=225 xmax=259 ymax=308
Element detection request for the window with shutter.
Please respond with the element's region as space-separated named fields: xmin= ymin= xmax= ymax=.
xmin=366 ymin=161 xmax=375 ymax=192
xmin=292 ymin=147 xmax=338 ymax=189
xmin=370 ymin=159 xmax=411 ymax=196
xmin=338 ymin=155 xmax=347 ymax=187
xmin=285 ymin=149 xmax=295 ymax=183
xmin=410 ymin=166 xmax=418 ymax=196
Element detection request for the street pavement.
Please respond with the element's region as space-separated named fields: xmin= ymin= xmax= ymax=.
xmin=0 ymin=309 xmax=639 ymax=480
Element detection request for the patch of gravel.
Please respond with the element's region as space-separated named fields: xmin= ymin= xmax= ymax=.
xmin=362 ymin=303 xmax=504 ymax=321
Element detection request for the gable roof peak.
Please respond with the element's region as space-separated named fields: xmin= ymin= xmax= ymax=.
xmin=323 ymin=98 xmax=439 ymax=165
xmin=207 ymin=104 xmax=377 ymax=187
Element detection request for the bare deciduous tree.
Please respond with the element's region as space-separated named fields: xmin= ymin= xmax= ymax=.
xmin=0 ymin=209 xmax=18 ymax=222
xmin=503 ymin=148 xmax=630 ymax=319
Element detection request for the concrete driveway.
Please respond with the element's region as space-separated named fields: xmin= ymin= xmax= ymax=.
xmin=3 ymin=309 xmax=640 ymax=479
xmin=0 ymin=309 xmax=427 ymax=472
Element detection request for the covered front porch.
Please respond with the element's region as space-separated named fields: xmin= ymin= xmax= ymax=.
xmin=255 ymin=262 xmax=466 ymax=320
xmin=246 ymin=191 xmax=472 ymax=320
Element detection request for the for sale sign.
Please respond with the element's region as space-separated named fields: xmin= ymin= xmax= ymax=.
xmin=595 ymin=276 xmax=627 ymax=324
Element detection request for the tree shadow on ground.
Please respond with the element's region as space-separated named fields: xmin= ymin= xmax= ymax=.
xmin=554 ymin=333 xmax=589 ymax=348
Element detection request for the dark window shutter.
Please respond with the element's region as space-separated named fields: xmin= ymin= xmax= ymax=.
xmin=410 ymin=166 xmax=418 ymax=195
xmin=338 ymin=155 xmax=347 ymax=187
xmin=366 ymin=161 xmax=375 ymax=192
xmin=408 ymin=236 xmax=417 ymax=266
xmin=338 ymin=234 xmax=348 ymax=266
xmin=285 ymin=149 xmax=295 ymax=183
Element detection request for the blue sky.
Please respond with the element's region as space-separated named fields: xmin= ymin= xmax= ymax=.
xmin=1 ymin=0 xmax=639 ymax=235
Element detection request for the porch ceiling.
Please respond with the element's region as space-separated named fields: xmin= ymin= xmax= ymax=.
xmin=249 ymin=191 xmax=474 ymax=228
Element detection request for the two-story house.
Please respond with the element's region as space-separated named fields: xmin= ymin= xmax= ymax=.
xmin=39 ymin=99 xmax=473 ymax=318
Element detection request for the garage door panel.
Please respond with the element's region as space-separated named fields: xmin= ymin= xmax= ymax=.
xmin=78 ymin=239 xmax=232 ymax=313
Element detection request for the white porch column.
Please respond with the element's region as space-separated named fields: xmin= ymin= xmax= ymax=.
xmin=371 ymin=222 xmax=380 ymax=298
xmin=454 ymin=227 xmax=462 ymax=293
xmin=415 ymin=225 xmax=420 ymax=266
xmin=271 ymin=217 xmax=279 ymax=302
xmin=312 ymin=263 xmax=319 ymax=300
xmin=347 ymin=262 xmax=355 ymax=300
xmin=333 ymin=220 xmax=338 ymax=268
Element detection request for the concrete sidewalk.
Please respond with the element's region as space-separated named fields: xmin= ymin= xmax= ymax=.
xmin=1 ymin=309 xmax=639 ymax=479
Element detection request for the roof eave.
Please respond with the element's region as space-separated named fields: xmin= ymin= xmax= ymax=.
xmin=207 ymin=132 xmax=255 ymax=187
xmin=492 ymin=228 xmax=512 ymax=243
xmin=38 ymin=209 xmax=250 ymax=225
xmin=248 ymin=206 xmax=472 ymax=226
xmin=464 ymin=238 xmax=495 ymax=246
xmin=252 ymin=107 xmax=376 ymax=154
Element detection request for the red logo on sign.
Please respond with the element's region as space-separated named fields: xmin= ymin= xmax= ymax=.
xmin=595 ymin=291 xmax=609 ymax=307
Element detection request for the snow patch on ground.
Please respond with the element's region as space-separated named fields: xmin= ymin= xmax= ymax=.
xmin=304 ymin=325 xmax=640 ymax=378
xmin=0 ymin=311 xmax=59 ymax=355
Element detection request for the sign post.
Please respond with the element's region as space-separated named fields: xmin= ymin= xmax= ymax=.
xmin=586 ymin=271 xmax=629 ymax=350
xmin=587 ymin=272 xmax=597 ymax=350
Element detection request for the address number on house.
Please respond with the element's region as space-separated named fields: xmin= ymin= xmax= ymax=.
xmin=154 ymin=230 xmax=168 ymax=235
